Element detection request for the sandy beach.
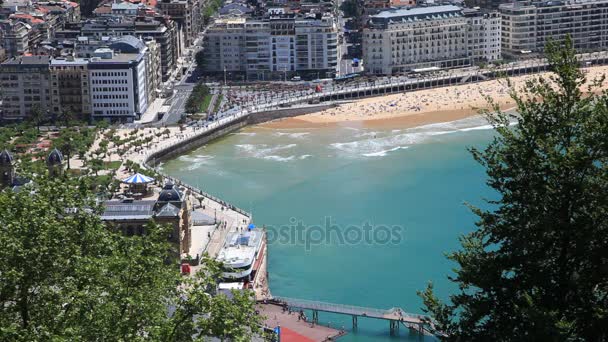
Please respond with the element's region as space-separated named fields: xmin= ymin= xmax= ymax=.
xmin=263 ymin=65 xmax=608 ymax=129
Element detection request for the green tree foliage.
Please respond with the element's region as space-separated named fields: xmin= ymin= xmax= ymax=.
xmin=339 ymin=0 xmax=361 ymax=18
xmin=185 ymin=83 xmax=211 ymax=114
xmin=202 ymin=0 xmax=223 ymax=24
xmin=29 ymin=104 xmax=45 ymax=134
xmin=421 ymin=39 xmax=608 ymax=341
xmin=195 ymin=50 xmax=206 ymax=70
xmin=0 ymin=174 xmax=261 ymax=340
xmin=419 ymin=38 xmax=608 ymax=341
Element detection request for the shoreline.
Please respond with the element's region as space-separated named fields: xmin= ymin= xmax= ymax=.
xmin=260 ymin=104 xmax=517 ymax=130
xmin=261 ymin=64 xmax=608 ymax=130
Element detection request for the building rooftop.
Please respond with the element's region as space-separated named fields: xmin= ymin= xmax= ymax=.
xmin=101 ymin=199 xmax=156 ymax=221
xmin=372 ymin=5 xmax=462 ymax=19
xmin=50 ymin=57 xmax=89 ymax=65
xmin=156 ymin=202 xmax=180 ymax=218
xmin=1 ymin=55 xmax=51 ymax=66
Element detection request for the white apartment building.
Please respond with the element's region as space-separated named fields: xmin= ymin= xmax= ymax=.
xmin=89 ymin=48 xmax=148 ymax=123
xmin=500 ymin=0 xmax=608 ymax=56
xmin=363 ymin=6 xmax=501 ymax=75
xmin=203 ymin=14 xmax=340 ymax=80
xmin=464 ymin=8 xmax=501 ymax=63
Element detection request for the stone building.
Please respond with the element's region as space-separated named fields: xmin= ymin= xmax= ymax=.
xmin=0 ymin=55 xmax=52 ymax=122
xmin=363 ymin=5 xmax=501 ymax=75
xmin=49 ymin=56 xmax=92 ymax=120
xmin=101 ymin=182 xmax=193 ymax=255
xmin=157 ymin=0 xmax=200 ymax=49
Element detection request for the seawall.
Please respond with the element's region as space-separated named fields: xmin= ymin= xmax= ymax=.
xmin=146 ymin=103 xmax=335 ymax=165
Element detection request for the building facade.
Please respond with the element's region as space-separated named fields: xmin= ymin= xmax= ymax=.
xmin=157 ymin=0 xmax=200 ymax=49
xmin=464 ymin=8 xmax=501 ymax=63
xmin=89 ymin=48 xmax=148 ymax=123
xmin=49 ymin=57 xmax=92 ymax=120
xmin=0 ymin=55 xmax=52 ymax=122
xmin=363 ymin=6 xmax=501 ymax=75
xmin=203 ymin=14 xmax=340 ymax=80
xmin=81 ymin=16 xmax=179 ymax=81
xmin=0 ymin=20 xmax=31 ymax=58
xmin=500 ymin=0 xmax=608 ymax=56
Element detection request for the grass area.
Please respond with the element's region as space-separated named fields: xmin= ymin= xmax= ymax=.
xmin=212 ymin=94 xmax=223 ymax=114
xmin=200 ymin=94 xmax=213 ymax=113
xmin=104 ymin=161 xmax=122 ymax=170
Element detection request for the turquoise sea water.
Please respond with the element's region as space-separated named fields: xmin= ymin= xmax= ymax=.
xmin=161 ymin=116 xmax=499 ymax=341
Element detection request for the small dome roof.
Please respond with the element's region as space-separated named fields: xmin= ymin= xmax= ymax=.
xmin=46 ymin=148 xmax=64 ymax=166
xmin=158 ymin=183 xmax=182 ymax=202
xmin=0 ymin=150 xmax=14 ymax=166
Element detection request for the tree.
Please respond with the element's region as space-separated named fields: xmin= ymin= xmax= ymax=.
xmin=195 ymin=50 xmax=206 ymax=70
xmin=419 ymin=37 xmax=608 ymax=341
xmin=59 ymin=109 xmax=75 ymax=128
xmin=339 ymin=0 xmax=360 ymax=18
xmin=29 ymin=104 xmax=45 ymax=134
xmin=0 ymin=173 xmax=262 ymax=341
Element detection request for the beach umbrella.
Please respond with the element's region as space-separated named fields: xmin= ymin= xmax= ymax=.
xmin=248 ymin=223 xmax=255 ymax=231
xmin=122 ymin=173 xmax=155 ymax=184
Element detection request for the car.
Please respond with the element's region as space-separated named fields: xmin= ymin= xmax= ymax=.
xmin=290 ymin=76 xmax=301 ymax=81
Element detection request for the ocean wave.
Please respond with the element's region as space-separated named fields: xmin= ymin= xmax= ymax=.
xmin=178 ymin=155 xmax=215 ymax=164
xmin=331 ymin=116 xmax=507 ymax=158
xmin=331 ymin=132 xmax=424 ymax=157
xmin=232 ymin=132 xmax=257 ymax=136
xmin=263 ymin=155 xmax=296 ymax=162
xmin=362 ymin=146 xmax=408 ymax=157
xmin=275 ymin=132 xmax=310 ymax=139
xmin=411 ymin=115 xmax=517 ymax=134
xmin=177 ymin=155 xmax=216 ymax=171
xmin=356 ymin=131 xmax=380 ymax=138
xmin=299 ymin=154 xmax=313 ymax=160
xmin=236 ymin=143 xmax=298 ymax=160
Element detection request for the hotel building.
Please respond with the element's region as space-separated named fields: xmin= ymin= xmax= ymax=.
xmin=362 ymin=5 xmax=501 ymax=75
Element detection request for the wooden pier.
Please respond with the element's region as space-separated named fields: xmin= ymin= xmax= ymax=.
xmin=273 ymin=296 xmax=438 ymax=337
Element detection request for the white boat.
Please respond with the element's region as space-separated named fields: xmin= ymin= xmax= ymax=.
xmin=216 ymin=230 xmax=264 ymax=282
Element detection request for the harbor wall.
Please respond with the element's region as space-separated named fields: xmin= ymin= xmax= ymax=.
xmin=248 ymin=104 xmax=337 ymax=125
xmin=147 ymin=115 xmax=249 ymax=165
xmin=147 ymin=104 xmax=337 ymax=165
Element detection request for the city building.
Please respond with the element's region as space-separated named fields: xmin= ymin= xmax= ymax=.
xmin=464 ymin=7 xmax=501 ymax=63
xmin=0 ymin=55 xmax=52 ymax=122
xmin=202 ymin=13 xmax=340 ymax=80
xmin=49 ymin=56 xmax=92 ymax=120
xmin=0 ymin=20 xmax=31 ymax=58
xmin=80 ymin=16 xmax=179 ymax=81
xmin=101 ymin=182 xmax=193 ymax=255
xmin=157 ymin=0 xmax=200 ymax=49
xmin=143 ymin=38 xmax=162 ymax=104
xmin=362 ymin=5 xmax=501 ymax=75
xmin=500 ymin=0 xmax=608 ymax=57
xmin=464 ymin=0 xmax=509 ymax=10
xmin=88 ymin=47 xmax=148 ymax=123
